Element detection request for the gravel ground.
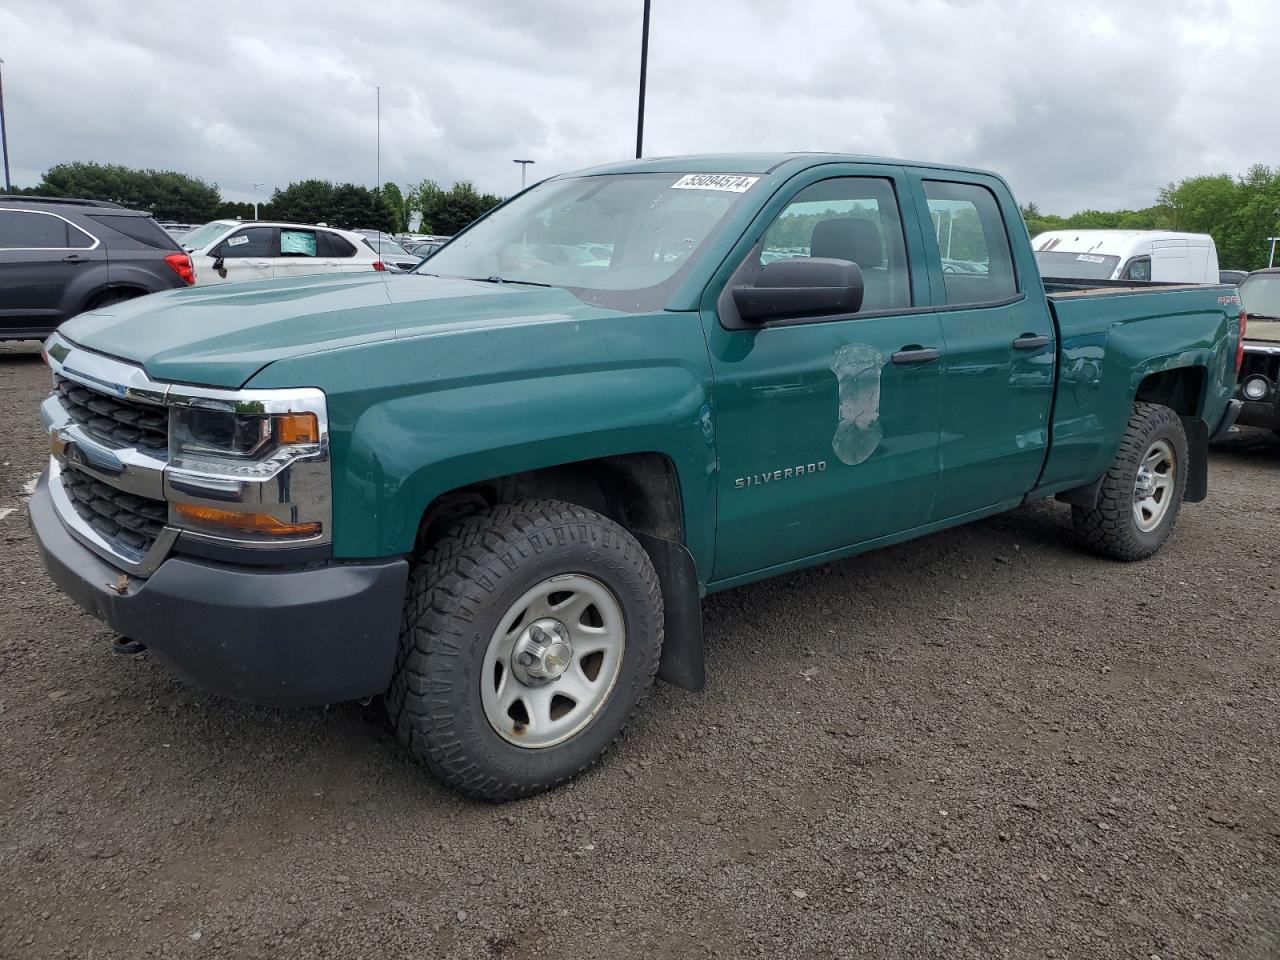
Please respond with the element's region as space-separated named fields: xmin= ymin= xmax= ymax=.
xmin=1 ymin=339 xmax=1278 ymax=959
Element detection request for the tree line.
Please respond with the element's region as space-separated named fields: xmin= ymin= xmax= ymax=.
xmin=8 ymin=162 xmax=506 ymax=236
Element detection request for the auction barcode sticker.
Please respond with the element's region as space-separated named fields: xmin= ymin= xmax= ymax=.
xmin=671 ymin=174 xmax=759 ymax=193
xmin=1076 ymin=254 xmax=1106 ymax=263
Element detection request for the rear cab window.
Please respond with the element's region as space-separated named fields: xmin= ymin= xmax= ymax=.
xmin=921 ymin=180 xmax=1018 ymax=305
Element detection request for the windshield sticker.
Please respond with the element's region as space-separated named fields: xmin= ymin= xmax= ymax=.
xmin=671 ymin=174 xmax=759 ymax=193
xmin=227 ymin=235 xmax=249 ymax=247
xmin=1076 ymin=254 xmax=1106 ymax=263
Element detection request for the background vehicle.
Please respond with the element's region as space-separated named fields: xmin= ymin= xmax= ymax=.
xmin=1220 ymin=269 xmax=1249 ymax=285
xmin=403 ymin=239 xmax=446 ymax=258
xmin=1233 ymin=269 xmax=1280 ymax=431
xmin=360 ymin=234 xmax=420 ymax=271
xmin=31 ymin=154 xmax=1242 ymax=801
xmin=0 ymin=196 xmax=193 ymax=341
xmin=1032 ymin=229 xmax=1219 ymax=283
xmin=180 ymin=220 xmax=383 ymax=285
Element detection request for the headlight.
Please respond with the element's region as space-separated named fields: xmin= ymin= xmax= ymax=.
xmin=164 ymin=386 xmax=331 ymax=546
xmin=169 ymin=404 xmax=322 ymax=479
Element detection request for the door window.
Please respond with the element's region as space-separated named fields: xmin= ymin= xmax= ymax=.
xmin=280 ymin=229 xmax=318 ymax=257
xmin=759 ymin=177 xmax=911 ymax=312
xmin=0 ymin=210 xmax=84 ymax=249
xmin=922 ymin=181 xmax=1017 ymax=305
xmin=217 ymin=227 xmax=274 ymax=257
xmin=1122 ymin=256 xmax=1151 ymax=281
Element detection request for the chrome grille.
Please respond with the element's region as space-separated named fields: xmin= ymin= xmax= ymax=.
xmin=61 ymin=466 xmax=168 ymax=555
xmin=54 ymin=375 xmax=167 ymax=451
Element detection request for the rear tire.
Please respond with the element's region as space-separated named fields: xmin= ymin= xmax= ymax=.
xmin=387 ymin=499 xmax=663 ymax=801
xmin=1071 ymin=402 xmax=1188 ymax=561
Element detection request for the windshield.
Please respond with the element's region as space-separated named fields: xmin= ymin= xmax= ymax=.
xmin=181 ymin=221 xmax=235 ymax=252
xmin=1240 ymin=273 xmax=1280 ymax=319
xmin=371 ymin=237 xmax=410 ymax=256
xmin=418 ymin=172 xmax=758 ymax=311
xmin=1034 ymin=250 xmax=1121 ymax=281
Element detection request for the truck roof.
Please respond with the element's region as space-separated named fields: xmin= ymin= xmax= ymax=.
xmin=560 ymin=152 xmax=1004 ymax=181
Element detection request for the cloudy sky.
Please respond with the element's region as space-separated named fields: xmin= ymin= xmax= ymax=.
xmin=0 ymin=0 xmax=1275 ymax=214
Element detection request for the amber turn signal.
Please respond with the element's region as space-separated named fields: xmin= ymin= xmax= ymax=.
xmin=174 ymin=503 xmax=321 ymax=538
xmin=275 ymin=412 xmax=319 ymax=445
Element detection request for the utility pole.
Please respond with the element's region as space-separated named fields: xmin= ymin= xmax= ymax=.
xmin=635 ymin=0 xmax=651 ymax=159
xmin=513 ymin=159 xmax=535 ymax=190
xmin=0 ymin=58 xmax=11 ymax=193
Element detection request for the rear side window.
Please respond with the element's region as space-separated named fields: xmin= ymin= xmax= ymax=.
xmin=86 ymin=213 xmax=179 ymax=251
xmin=318 ymin=231 xmax=357 ymax=257
xmin=0 ymin=210 xmax=88 ymax=248
xmin=922 ymin=181 xmax=1018 ymax=305
xmin=758 ymin=176 xmax=911 ymax=312
xmin=217 ymin=227 xmax=274 ymax=257
xmin=280 ymin=229 xmax=318 ymax=257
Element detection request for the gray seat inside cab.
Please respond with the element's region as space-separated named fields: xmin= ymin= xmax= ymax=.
xmin=809 ymin=218 xmax=897 ymax=311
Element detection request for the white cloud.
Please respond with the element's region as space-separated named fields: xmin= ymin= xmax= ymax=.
xmin=0 ymin=0 xmax=1276 ymax=214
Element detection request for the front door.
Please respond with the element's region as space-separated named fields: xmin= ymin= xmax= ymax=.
xmin=701 ymin=170 xmax=945 ymax=583
xmin=910 ymin=175 xmax=1056 ymax=520
xmin=199 ymin=226 xmax=276 ymax=284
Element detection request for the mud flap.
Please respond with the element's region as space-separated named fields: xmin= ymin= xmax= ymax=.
xmin=633 ymin=532 xmax=705 ymax=691
xmin=1179 ymin=415 xmax=1208 ymax=503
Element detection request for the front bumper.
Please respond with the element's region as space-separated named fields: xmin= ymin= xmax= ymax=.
xmin=30 ymin=470 xmax=408 ymax=707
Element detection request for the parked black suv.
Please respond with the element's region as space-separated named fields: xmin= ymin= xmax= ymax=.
xmin=0 ymin=197 xmax=195 ymax=341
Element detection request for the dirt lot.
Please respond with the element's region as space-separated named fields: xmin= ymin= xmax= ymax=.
xmin=1 ymin=339 xmax=1278 ymax=959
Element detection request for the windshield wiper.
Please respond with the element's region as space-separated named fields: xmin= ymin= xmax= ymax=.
xmin=417 ymin=273 xmax=553 ymax=288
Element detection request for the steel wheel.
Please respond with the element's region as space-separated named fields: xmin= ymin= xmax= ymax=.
xmin=1132 ymin=438 xmax=1176 ymax=533
xmin=480 ymin=573 xmax=626 ymax=749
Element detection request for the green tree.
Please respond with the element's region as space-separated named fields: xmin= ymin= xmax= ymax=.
xmin=214 ymin=200 xmax=255 ymax=221
xmin=420 ymin=181 xmax=504 ymax=235
xmin=33 ymin=161 xmax=221 ymax=221
xmin=378 ymin=182 xmax=409 ymax=233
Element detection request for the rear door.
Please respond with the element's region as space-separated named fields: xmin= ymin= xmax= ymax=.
xmin=0 ymin=209 xmax=105 ymax=334
xmin=906 ymin=174 xmax=1056 ymax=521
xmin=701 ymin=166 xmax=946 ymax=582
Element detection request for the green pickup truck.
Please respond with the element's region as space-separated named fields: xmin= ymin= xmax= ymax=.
xmin=30 ymin=153 xmax=1244 ymax=799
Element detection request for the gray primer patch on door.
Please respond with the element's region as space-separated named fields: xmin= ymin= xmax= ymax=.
xmin=830 ymin=343 xmax=883 ymax=465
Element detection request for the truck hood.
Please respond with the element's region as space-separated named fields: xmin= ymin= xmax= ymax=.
xmin=58 ymin=273 xmax=623 ymax=388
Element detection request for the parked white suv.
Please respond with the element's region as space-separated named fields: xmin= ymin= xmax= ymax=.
xmin=179 ymin=221 xmax=384 ymax=285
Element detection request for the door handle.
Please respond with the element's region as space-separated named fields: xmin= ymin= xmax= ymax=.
xmin=1012 ymin=334 xmax=1051 ymax=350
xmin=62 ymin=254 xmax=90 ymax=264
xmin=891 ymin=346 xmax=941 ymax=365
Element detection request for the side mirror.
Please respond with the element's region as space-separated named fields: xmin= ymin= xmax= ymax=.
xmin=212 ymin=256 xmax=225 ymax=271
xmin=732 ymin=257 xmax=864 ymax=322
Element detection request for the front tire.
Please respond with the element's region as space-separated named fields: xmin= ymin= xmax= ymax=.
xmin=1071 ymin=402 xmax=1189 ymax=561
xmin=387 ymin=500 xmax=663 ymax=800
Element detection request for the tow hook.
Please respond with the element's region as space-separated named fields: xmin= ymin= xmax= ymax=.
xmin=111 ymin=636 xmax=147 ymax=656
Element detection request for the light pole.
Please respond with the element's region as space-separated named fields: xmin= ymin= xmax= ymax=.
xmin=513 ymin=159 xmax=535 ymax=190
xmin=636 ymin=0 xmax=650 ymax=159
xmin=0 ymin=58 xmax=11 ymax=193
xmin=250 ymin=182 xmax=263 ymax=220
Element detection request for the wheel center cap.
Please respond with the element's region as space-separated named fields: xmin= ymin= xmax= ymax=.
xmin=511 ymin=618 xmax=573 ymax=684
